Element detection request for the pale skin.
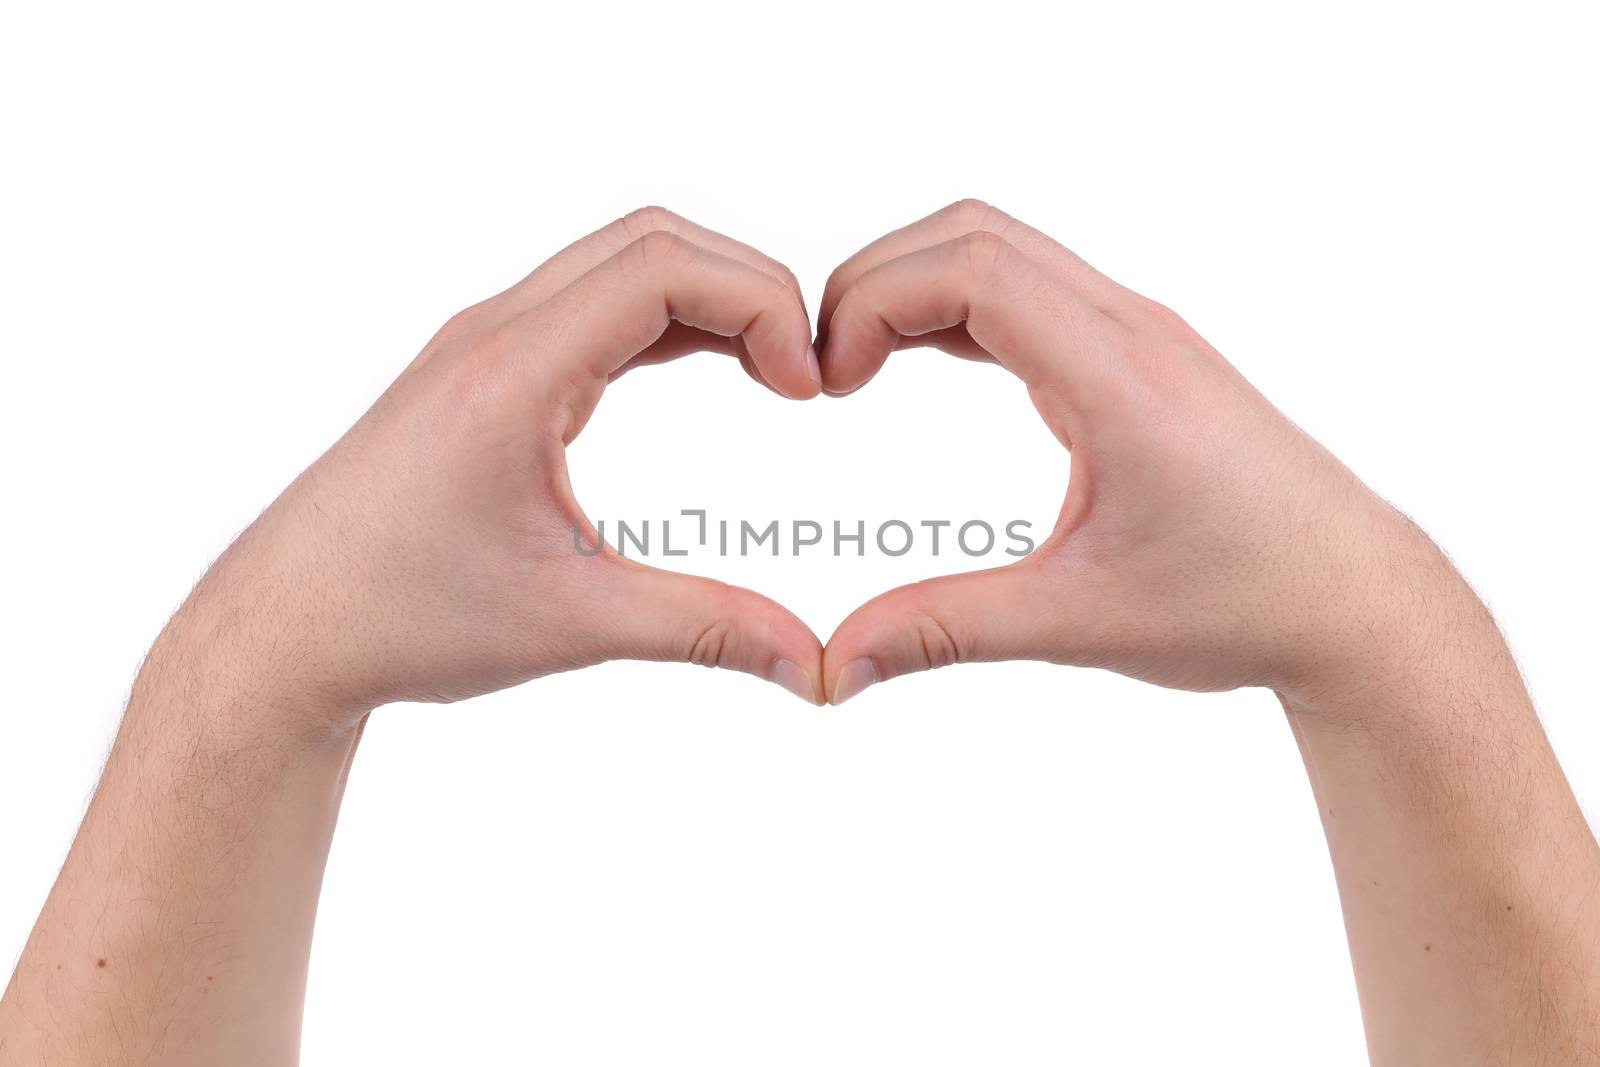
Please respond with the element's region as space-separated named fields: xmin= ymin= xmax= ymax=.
xmin=1 ymin=202 xmax=1596 ymax=1065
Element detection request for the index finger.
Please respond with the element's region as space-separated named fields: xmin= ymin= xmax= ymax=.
xmin=818 ymin=230 xmax=1126 ymax=401
xmin=506 ymin=206 xmax=806 ymax=315
xmin=818 ymin=199 xmax=1142 ymax=349
xmin=513 ymin=230 xmax=821 ymax=402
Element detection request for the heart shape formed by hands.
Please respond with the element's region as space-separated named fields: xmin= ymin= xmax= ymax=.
xmin=567 ymin=201 xmax=1374 ymax=711
xmin=264 ymin=200 xmax=1393 ymax=724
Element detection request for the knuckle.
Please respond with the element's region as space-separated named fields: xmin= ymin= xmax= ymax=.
xmin=947 ymin=197 xmax=993 ymax=229
xmin=1133 ymin=297 xmax=1208 ymax=354
xmin=474 ymin=314 xmax=529 ymax=372
xmin=947 ymin=197 xmax=1012 ymax=237
xmin=776 ymin=264 xmax=804 ymax=297
xmin=956 ymin=229 xmax=1011 ymax=279
xmin=623 ymin=229 xmax=687 ymax=272
xmin=433 ymin=301 xmax=491 ymax=347
xmin=758 ymin=267 xmax=793 ymax=304
xmin=1142 ymin=297 xmax=1188 ymax=329
xmin=908 ymin=608 xmax=962 ymax=671
xmin=620 ymin=204 xmax=680 ymax=239
xmin=820 ymin=263 xmax=852 ymax=307
xmin=687 ymin=616 xmax=735 ymax=669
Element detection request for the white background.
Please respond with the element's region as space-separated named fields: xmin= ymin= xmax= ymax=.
xmin=2 ymin=2 xmax=1596 ymax=1063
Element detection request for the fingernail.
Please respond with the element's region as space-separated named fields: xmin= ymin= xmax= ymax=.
xmin=804 ymin=344 xmax=821 ymax=388
xmin=831 ymin=658 xmax=879 ymax=705
xmin=771 ymin=659 xmax=821 ymax=705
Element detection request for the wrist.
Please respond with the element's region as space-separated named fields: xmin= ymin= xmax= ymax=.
xmin=133 ymin=551 xmax=370 ymax=749
xmin=1275 ymin=514 xmax=1522 ymax=725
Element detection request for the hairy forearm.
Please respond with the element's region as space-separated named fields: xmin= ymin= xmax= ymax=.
xmin=0 ymin=589 xmax=363 ymax=1065
xmin=1284 ymin=552 xmax=1600 ymax=1064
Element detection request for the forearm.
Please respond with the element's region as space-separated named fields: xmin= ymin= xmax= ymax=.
xmin=1284 ymin=556 xmax=1600 ymax=1064
xmin=0 ymin=591 xmax=364 ymax=1065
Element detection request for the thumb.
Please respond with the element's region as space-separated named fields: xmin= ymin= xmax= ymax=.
xmin=595 ymin=559 xmax=825 ymax=705
xmin=822 ymin=561 xmax=1090 ymax=705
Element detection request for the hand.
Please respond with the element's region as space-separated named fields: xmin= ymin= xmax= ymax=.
xmin=816 ymin=200 xmax=1455 ymax=707
xmin=186 ymin=207 xmax=828 ymax=730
